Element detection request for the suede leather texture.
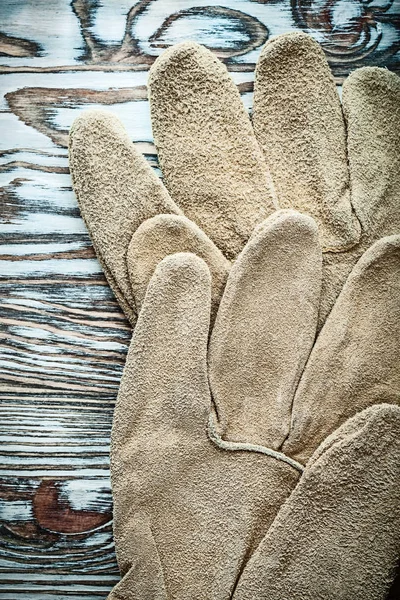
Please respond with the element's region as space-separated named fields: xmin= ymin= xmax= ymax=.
xmin=234 ymin=404 xmax=400 ymax=600
xmin=67 ymin=33 xmax=400 ymax=600
xmin=254 ymin=33 xmax=400 ymax=324
xmin=109 ymin=250 xmax=300 ymax=598
xmin=148 ymin=42 xmax=277 ymax=260
xmin=108 ymin=246 xmax=400 ymax=599
xmin=69 ymin=34 xmax=400 ymax=330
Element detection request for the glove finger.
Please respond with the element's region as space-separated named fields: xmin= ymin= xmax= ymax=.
xmin=319 ymin=68 xmax=400 ymax=329
xmin=148 ymin=41 xmax=277 ymax=261
xmin=69 ymin=110 xmax=181 ymax=326
xmin=284 ymin=235 xmax=400 ymax=463
xmin=342 ymin=66 xmax=400 ymax=243
xmin=209 ymin=209 xmax=321 ymax=449
xmin=113 ymin=253 xmax=211 ymax=448
xmin=253 ymin=32 xmax=360 ymax=252
xmin=127 ymin=214 xmax=230 ymax=321
xmin=234 ymin=404 xmax=400 ymax=600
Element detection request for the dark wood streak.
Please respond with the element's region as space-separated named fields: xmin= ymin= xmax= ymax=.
xmin=71 ymin=0 xmax=270 ymax=65
xmin=291 ymin=0 xmax=400 ymax=74
xmin=5 ymin=87 xmax=148 ymax=148
xmin=0 ymin=162 xmax=70 ymax=174
xmin=149 ymin=6 xmax=269 ymax=57
xmin=71 ymin=0 xmax=155 ymax=65
xmin=0 ymin=62 xmax=261 ymax=74
xmin=0 ymin=33 xmax=43 ymax=58
xmin=0 ymin=248 xmax=95 ymax=260
xmin=33 ymin=481 xmax=111 ymax=533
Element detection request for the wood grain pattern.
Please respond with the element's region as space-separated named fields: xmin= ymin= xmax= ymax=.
xmin=1 ymin=1 xmax=399 ymax=597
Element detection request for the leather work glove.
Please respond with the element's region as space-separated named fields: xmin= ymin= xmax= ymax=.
xmin=68 ymin=25 xmax=400 ymax=487
xmin=107 ymin=212 xmax=400 ymax=599
xmin=69 ymin=33 xmax=400 ymax=330
xmin=68 ymin=33 xmax=400 ymax=599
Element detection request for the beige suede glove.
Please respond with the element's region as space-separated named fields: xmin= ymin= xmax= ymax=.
xmin=69 ymin=33 xmax=400 ymax=330
xmin=68 ymin=34 xmax=400 ymax=598
xmin=108 ymin=216 xmax=400 ymax=599
xmin=69 ymin=30 xmax=400 ymax=466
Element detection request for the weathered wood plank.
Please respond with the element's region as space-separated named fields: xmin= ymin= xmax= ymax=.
xmin=1 ymin=0 xmax=399 ymax=597
xmin=1 ymin=0 xmax=399 ymax=75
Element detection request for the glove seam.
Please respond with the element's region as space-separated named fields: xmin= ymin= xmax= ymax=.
xmin=207 ymin=414 xmax=305 ymax=473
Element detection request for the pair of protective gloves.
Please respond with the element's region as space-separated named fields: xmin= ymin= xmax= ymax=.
xmin=68 ymin=32 xmax=400 ymax=600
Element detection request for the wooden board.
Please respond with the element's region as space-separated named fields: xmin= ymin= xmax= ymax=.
xmin=1 ymin=1 xmax=399 ymax=597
